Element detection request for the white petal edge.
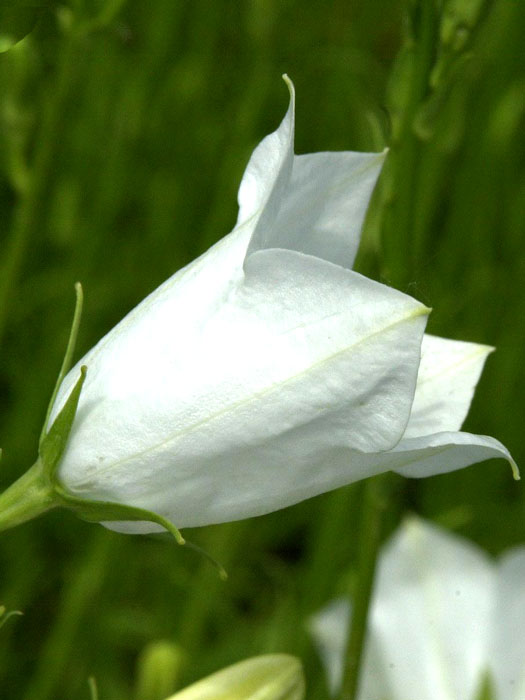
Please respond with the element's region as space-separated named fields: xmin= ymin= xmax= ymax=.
xmin=490 ymin=548 xmax=525 ymax=700
xmin=239 ymin=75 xmax=295 ymax=244
xmin=249 ymin=149 xmax=386 ymax=270
xmin=404 ymin=334 xmax=494 ymax=439
xmin=391 ymin=431 xmax=519 ymax=480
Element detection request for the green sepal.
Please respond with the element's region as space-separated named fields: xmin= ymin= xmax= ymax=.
xmin=39 ymin=367 xmax=185 ymax=545
xmin=40 ymin=281 xmax=84 ymax=447
xmin=1 ymin=283 xmax=186 ymax=546
xmin=52 ymin=483 xmax=185 ymax=546
xmin=39 ymin=365 xmax=87 ymax=481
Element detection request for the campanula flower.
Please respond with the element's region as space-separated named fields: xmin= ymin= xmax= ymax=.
xmin=310 ymin=518 xmax=525 ymax=700
xmin=0 ymin=78 xmax=516 ymax=536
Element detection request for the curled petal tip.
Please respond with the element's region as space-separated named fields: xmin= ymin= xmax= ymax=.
xmin=282 ymin=73 xmax=294 ymax=94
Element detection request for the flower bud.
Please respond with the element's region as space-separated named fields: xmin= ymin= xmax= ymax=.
xmin=134 ymin=640 xmax=185 ymax=700
xmin=164 ymin=655 xmax=304 ymax=700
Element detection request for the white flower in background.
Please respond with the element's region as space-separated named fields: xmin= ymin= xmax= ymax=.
xmin=309 ymin=517 xmax=525 ymax=700
xmin=162 ymin=654 xmax=304 ymax=700
xmin=35 ymin=77 xmax=515 ymax=534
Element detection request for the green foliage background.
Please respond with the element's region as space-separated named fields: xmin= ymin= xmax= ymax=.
xmin=0 ymin=1 xmax=524 ymax=698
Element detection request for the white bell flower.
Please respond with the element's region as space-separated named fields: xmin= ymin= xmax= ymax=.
xmin=47 ymin=78 xmax=516 ymax=533
xmin=0 ymin=78 xmax=516 ymax=536
xmin=310 ymin=517 xmax=525 ymax=700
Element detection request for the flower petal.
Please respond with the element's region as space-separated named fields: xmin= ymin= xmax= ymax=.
xmin=284 ymin=430 xmax=518 ymax=505
xmin=248 ymin=150 xmax=386 ymax=269
xmin=49 ymin=83 xmax=297 ymax=431
xmin=490 ymin=548 xmax=525 ymax=700
xmin=307 ymin=599 xmax=350 ymax=696
xmin=404 ymin=334 xmax=493 ymax=439
xmin=242 ymin=76 xmax=385 ymax=270
xmin=390 ymin=431 xmax=519 ymax=480
xmin=57 ymin=248 xmax=427 ymax=531
xmin=50 ymin=79 xmax=297 ymax=429
xmin=237 ymin=76 xmax=294 ymax=236
xmin=309 ymin=520 xmax=496 ymax=700
xmin=360 ymin=518 xmax=494 ymax=700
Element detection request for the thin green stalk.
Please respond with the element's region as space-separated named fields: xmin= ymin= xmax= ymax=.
xmin=301 ymin=488 xmax=359 ymax=615
xmin=87 ymin=677 xmax=99 ymax=700
xmin=0 ymin=607 xmax=23 ymax=630
xmin=382 ymin=1 xmax=439 ymax=288
xmin=177 ymin=522 xmax=243 ymax=654
xmin=339 ymin=476 xmax=388 ymax=700
xmin=0 ymin=460 xmax=56 ymax=533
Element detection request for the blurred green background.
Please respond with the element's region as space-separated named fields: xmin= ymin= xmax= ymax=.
xmin=0 ymin=1 xmax=524 ymax=698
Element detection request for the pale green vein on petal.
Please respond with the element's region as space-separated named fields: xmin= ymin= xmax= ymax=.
xmin=417 ymin=343 xmax=493 ymax=386
xmin=68 ymin=304 xmax=429 ymax=482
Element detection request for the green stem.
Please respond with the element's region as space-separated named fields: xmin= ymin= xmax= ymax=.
xmin=383 ymin=1 xmax=439 ymax=289
xmin=0 ymin=460 xmax=56 ymax=533
xmin=87 ymin=677 xmax=99 ymax=700
xmin=300 ymin=486 xmax=362 ymax=618
xmin=339 ymin=476 xmax=387 ymax=700
xmin=177 ymin=522 xmax=242 ymax=653
xmin=0 ymin=29 xmax=77 ymax=350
